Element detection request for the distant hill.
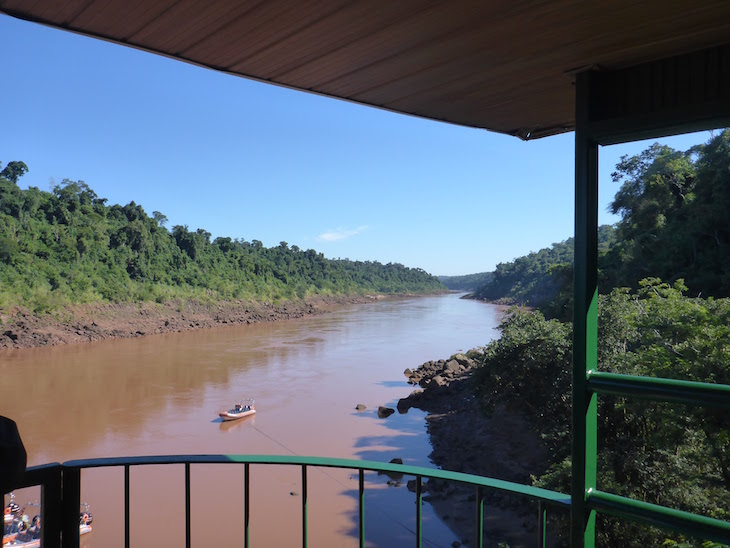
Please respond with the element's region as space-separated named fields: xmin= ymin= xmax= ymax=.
xmin=470 ymin=225 xmax=617 ymax=315
xmin=0 ymin=163 xmax=446 ymax=313
xmin=438 ymin=272 xmax=494 ymax=291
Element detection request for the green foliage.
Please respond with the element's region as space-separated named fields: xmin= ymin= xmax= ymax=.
xmin=0 ymin=160 xmax=29 ymax=184
xmin=0 ymin=166 xmax=445 ymax=312
xmin=471 ymin=225 xmax=617 ymax=316
xmin=604 ymin=130 xmax=730 ymax=297
xmin=438 ymin=271 xmax=494 ymax=291
xmin=471 ymin=129 xmax=730 ymax=320
xmin=474 ymin=280 xmax=730 ymax=546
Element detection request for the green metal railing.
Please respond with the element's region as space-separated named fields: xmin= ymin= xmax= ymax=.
xmin=13 ymin=455 xmax=570 ymax=548
xmin=573 ymin=70 xmax=730 ymax=547
xmin=583 ymin=370 xmax=730 ymax=544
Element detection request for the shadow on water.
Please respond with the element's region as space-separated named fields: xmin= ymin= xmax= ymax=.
xmin=337 ymin=400 xmax=463 ymax=548
xmin=342 ymin=399 xmax=559 ymax=548
xmin=377 ymin=380 xmax=412 ymax=388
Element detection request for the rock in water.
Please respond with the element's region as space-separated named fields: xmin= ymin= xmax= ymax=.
xmin=377 ymin=406 xmax=395 ymax=418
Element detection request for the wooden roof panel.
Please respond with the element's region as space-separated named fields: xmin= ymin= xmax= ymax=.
xmin=178 ymin=1 xmax=348 ymax=72
xmin=2 ymin=0 xmax=729 ymax=138
xmin=231 ymin=1 xmax=444 ymax=81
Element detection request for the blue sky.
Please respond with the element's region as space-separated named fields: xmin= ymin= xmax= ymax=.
xmin=0 ymin=15 xmax=712 ymax=276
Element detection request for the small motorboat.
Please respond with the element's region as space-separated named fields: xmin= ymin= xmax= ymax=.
xmin=219 ymin=399 xmax=256 ymax=422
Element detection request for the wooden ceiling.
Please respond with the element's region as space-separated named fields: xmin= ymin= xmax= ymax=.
xmin=2 ymin=1 xmax=729 ymax=139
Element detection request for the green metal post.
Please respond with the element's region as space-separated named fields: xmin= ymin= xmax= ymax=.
xmin=475 ymin=486 xmax=484 ymax=548
xmin=359 ymin=469 xmax=365 ymax=548
xmin=244 ymin=463 xmax=250 ymax=548
xmin=572 ymin=70 xmax=599 ymax=548
xmin=302 ymin=464 xmax=308 ymax=548
xmin=124 ymin=464 xmax=130 ymax=548
xmin=185 ymin=463 xmax=191 ymax=548
xmin=538 ymin=501 xmax=546 ymax=548
xmin=43 ymin=465 xmax=63 ymax=548
xmin=61 ymin=467 xmax=81 ymax=548
xmin=416 ymin=476 xmax=422 ymax=548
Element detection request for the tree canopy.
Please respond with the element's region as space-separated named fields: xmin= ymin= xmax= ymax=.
xmin=469 ymin=130 xmax=730 ymax=546
xmin=0 ymin=168 xmax=445 ymax=312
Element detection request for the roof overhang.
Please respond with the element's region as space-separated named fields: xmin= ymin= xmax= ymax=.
xmin=2 ymin=1 xmax=730 ymax=140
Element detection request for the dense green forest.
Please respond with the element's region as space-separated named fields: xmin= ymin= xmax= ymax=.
xmin=471 ymin=130 xmax=730 ymax=546
xmin=438 ymin=272 xmax=493 ymax=291
xmin=0 ymin=162 xmax=444 ymax=313
xmin=470 ymin=225 xmax=617 ymax=315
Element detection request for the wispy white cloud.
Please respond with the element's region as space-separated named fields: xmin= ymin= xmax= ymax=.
xmin=317 ymin=225 xmax=368 ymax=242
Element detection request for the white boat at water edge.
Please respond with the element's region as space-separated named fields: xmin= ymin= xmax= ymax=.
xmin=219 ymin=399 xmax=256 ymax=421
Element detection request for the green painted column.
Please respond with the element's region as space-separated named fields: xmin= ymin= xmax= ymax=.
xmin=571 ymin=70 xmax=599 ymax=548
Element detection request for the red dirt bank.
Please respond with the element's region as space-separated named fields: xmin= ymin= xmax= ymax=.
xmin=0 ymin=295 xmax=379 ymax=350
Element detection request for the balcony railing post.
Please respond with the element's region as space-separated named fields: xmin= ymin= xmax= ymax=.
xmin=475 ymin=485 xmax=484 ymax=548
xmin=42 ymin=464 xmax=63 ymax=548
xmin=124 ymin=464 xmax=130 ymax=548
xmin=538 ymin=501 xmax=546 ymax=548
xmin=245 ymin=462 xmax=250 ymax=548
xmin=301 ymin=464 xmax=308 ymax=548
xmin=185 ymin=462 xmax=191 ymax=548
xmin=358 ymin=469 xmax=365 ymax=548
xmin=61 ymin=466 xmax=81 ymax=548
xmin=415 ymin=476 xmax=422 ymax=548
xmin=572 ymin=69 xmax=599 ymax=548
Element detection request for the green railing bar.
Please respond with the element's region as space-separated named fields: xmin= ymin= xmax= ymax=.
xmin=358 ymin=469 xmax=365 ymax=548
xmin=124 ymin=464 xmax=130 ymax=548
xmin=244 ymin=463 xmax=250 ymax=548
xmin=586 ymin=489 xmax=730 ymax=544
xmin=587 ymin=371 xmax=730 ymax=409
xmin=475 ymin=486 xmax=484 ymax=548
xmin=302 ymin=464 xmax=308 ymax=548
xmin=185 ymin=462 xmax=191 ymax=548
xmin=63 ymin=455 xmax=570 ymax=506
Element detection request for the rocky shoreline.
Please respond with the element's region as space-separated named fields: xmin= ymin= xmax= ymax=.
xmin=395 ymin=351 xmax=551 ymax=547
xmin=0 ymin=294 xmax=381 ymax=350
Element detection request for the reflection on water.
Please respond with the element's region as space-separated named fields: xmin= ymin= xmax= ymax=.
xmin=1 ymin=294 xmax=503 ymax=547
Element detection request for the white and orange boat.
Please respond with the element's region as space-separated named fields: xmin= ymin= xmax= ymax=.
xmin=219 ymin=399 xmax=256 ymax=422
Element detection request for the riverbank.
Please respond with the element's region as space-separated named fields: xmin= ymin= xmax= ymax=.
xmin=0 ymin=294 xmax=383 ymax=350
xmin=397 ymin=352 xmax=551 ymax=547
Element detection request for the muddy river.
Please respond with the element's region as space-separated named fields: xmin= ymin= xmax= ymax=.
xmin=1 ymin=294 xmax=504 ymax=547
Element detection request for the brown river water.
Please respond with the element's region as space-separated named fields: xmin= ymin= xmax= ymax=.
xmin=1 ymin=294 xmax=504 ymax=547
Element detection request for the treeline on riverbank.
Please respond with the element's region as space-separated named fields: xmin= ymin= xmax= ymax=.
xmin=437 ymin=271 xmax=493 ymax=292
xmin=468 ymin=130 xmax=730 ymax=318
xmin=0 ymin=164 xmax=445 ymax=315
xmin=467 ymin=131 xmax=730 ymax=546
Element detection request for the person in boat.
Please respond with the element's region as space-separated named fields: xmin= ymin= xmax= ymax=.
xmin=234 ymin=403 xmax=242 ymax=412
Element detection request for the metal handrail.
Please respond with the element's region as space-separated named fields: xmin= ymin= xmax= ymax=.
xmin=583 ymin=371 xmax=730 ymax=545
xmin=13 ymin=448 xmax=730 ymax=546
xmin=586 ymin=489 xmax=730 ymax=545
xmin=62 ymin=454 xmax=572 ymax=503
xmin=587 ymin=371 xmax=730 ymax=409
xmin=19 ymin=455 xmax=570 ymax=548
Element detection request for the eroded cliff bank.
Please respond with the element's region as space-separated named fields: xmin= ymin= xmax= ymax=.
xmin=0 ymin=295 xmax=380 ymax=350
